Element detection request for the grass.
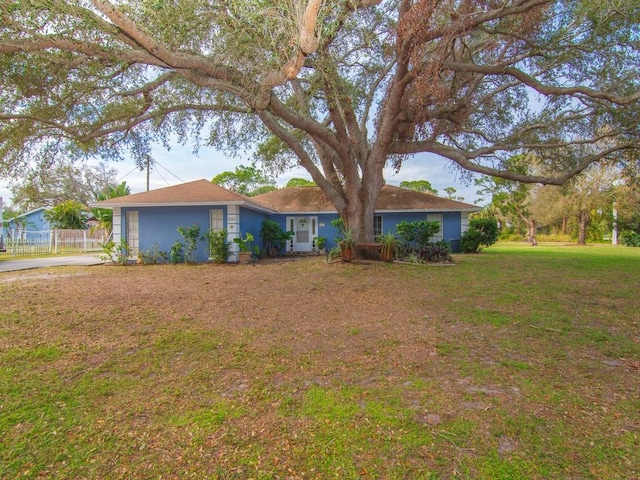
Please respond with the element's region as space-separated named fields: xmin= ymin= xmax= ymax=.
xmin=1 ymin=243 xmax=639 ymax=479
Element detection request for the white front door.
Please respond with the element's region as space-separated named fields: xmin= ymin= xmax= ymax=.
xmin=287 ymin=216 xmax=316 ymax=252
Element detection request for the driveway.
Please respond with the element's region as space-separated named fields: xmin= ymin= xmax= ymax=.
xmin=0 ymin=254 xmax=105 ymax=273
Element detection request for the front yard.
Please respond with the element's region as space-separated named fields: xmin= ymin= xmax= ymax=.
xmin=1 ymin=244 xmax=638 ymax=479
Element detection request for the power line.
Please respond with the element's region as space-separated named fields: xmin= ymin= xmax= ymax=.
xmin=155 ymin=161 xmax=185 ymax=183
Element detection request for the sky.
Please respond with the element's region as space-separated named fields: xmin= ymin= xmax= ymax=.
xmin=0 ymin=143 xmax=484 ymax=210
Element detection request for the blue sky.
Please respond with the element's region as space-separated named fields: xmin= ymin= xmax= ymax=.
xmin=0 ymin=144 xmax=483 ymax=209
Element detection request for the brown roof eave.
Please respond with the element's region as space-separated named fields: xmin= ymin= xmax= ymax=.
xmin=90 ymin=200 xmax=276 ymax=214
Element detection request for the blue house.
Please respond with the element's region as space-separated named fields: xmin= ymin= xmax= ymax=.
xmin=2 ymin=207 xmax=51 ymax=241
xmin=93 ymin=179 xmax=480 ymax=262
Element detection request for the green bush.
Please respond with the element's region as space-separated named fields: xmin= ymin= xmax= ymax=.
xmin=99 ymin=239 xmax=130 ymax=265
xmin=620 ymin=230 xmax=640 ymax=247
xmin=137 ymin=243 xmax=168 ymax=265
xmin=396 ymin=220 xmax=441 ymax=248
xmin=177 ymin=224 xmax=201 ymax=263
xmin=422 ymin=240 xmax=452 ymax=263
xmin=205 ymin=229 xmax=229 ymax=263
xmin=461 ymin=218 xmax=499 ymax=253
xmin=260 ymin=220 xmax=293 ymax=255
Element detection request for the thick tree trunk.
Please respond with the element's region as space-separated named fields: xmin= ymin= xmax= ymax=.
xmin=339 ymin=174 xmax=384 ymax=243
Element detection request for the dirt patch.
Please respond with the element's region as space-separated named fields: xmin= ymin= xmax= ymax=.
xmin=1 ymin=254 xmax=638 ymax=479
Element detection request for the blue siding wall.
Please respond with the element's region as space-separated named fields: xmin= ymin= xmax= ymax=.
xmin=123 ymin=205 xmax=227 ymax=261
xmin=270 ymin=211 xmax=463 ymax=251
xmin=377 ymin=211 xmax=462 ymax=248
xmin=238 ymin=207 xmax=270 ymax=251
xmin=5 ymin=209 xmax=51 ymax=236
xmin=121 ymin=206 xmax=466 ymax=261
xmin=316 ymin=213 xmax=341 ymax=249
xmin=442 ymin=212 xmax=463 ymax=245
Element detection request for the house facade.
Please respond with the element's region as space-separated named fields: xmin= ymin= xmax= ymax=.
xmin=93 ymin=179 xmax=480 ymax=262
xmin=2 ymin=207 xmax=51 ymax=241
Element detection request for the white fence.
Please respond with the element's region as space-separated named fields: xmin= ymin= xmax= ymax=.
xmin=0 ymin=229 xmax=108 ymax=257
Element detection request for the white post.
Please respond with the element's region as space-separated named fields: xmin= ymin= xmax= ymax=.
xmin=0 ymin=196 xmax=4 ymax=251
xmin=612 ymin=202 xmax=618 ymax=246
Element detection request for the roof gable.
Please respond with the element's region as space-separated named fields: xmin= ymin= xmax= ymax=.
xmin=92 ymin=179 xmax=272 ymax=211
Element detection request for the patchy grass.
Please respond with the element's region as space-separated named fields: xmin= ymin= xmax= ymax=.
xmin=1 ymin=244 xmax=639 ymax=479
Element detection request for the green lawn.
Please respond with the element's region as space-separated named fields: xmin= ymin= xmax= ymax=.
xmin=1 ymin=243 xmax=638 ymax=479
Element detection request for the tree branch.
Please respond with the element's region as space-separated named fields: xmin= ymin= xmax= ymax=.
xmin=444 ymin=61 xmax=640 ymax=105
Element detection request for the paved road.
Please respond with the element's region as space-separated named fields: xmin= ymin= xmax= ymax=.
xmin=0 ymin=254 xmax=105 ymax=273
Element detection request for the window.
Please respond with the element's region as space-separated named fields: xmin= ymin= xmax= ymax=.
xmin=427 ymin=213 xmax=443 ymax=242
xmin=373 ymin=215 xmax=383 ymax=237
xmin=126 ymin=211 xmax=139 ymax=254
xmin=209 ymin=209 xmax=223 ymax=232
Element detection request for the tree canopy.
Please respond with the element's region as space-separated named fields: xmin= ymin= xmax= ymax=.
xmin=211 ymin=164 xmax=276 ymax=196
xmin=44 ymin=200 xmax=87 ymax=229
xmin=285 ymin=177 xmax=317 ymax=188
xmin=1 ymin=0 xmax=638 ymax=241
xmin=91 ymin=181 xmax=131 ymax=233
xmin=399 ymin=180 xmax=438 ymax=195
xmin=8 ymin=160 xmax=119 ymax=212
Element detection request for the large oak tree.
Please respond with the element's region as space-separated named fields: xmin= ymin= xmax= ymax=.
xmin=1 ymin=0 xmax=638 ymax=241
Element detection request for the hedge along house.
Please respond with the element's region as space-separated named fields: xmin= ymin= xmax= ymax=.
xmin=93 ymin=179 xmax=480 ymax=261
xmin=252 ymin=185 xmax=481 ymax=254
xmin=92 ymin=179 xmax=275 ymax=262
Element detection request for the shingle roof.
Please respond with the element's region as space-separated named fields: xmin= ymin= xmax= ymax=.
xmin=92 ymin=180 xmax=480 ymax=213
xmin=92 ymin=179 xmax=273 ymax=212
xmin=252 ymin=185 xmax=480 ymax=213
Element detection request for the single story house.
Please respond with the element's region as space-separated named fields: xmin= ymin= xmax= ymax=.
xmin=2 ymin=207 xmax=51 ymax=241
xmin=92 ymin=179 xmax=480 ymax=262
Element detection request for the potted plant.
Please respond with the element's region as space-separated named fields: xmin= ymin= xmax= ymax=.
xmin=233 ymin=232 xmax=254 ymax=264
xmin=204 ymin=228 xmax=229 ymax=263
xmin=315 ymin=236 xmax=327 ymax=254
xmin=377 ymin=231 xmax=397 ymax=262
xmin=339 ymin=229 xmax=356 ymax=262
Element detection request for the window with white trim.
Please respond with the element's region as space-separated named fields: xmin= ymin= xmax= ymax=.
xmin=209 ymin=209 xmax=223 ymax=232
xmin=427 ymin=213 xmax=443 ymax=242
xmin=373 ymin=215 xmax=383 ymax=237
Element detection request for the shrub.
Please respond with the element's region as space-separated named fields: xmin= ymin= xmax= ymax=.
xmin=99 ymin=239 xmax=130 ymax=265
xmin=260 ymin=220 xmax=293 ymax=255
xmin=422 ymin=240 xmax=453 ymax=263
xmin=396 ymin=220 xmax=441 ymax=248
xmin=620 ymin=230 xmax=640 ymax=247
xmin=205 ymin=229 xmax=229 ymax=263
xmin=177 ymin=224 xmax=201 ymax=263
xmin=137 ymin=243 xmax=168 ymax=265
xmin=461 ymin=218 xmax=499 ymax=253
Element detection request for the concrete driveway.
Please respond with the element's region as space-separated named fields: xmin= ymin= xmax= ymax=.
xmin=0 ymin=254 xmax=105 ymax=273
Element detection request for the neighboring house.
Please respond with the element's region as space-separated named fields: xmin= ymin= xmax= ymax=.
xmin=92 ymin=179 xmax=480 ymax=262
xmin=3 ymin=207 xmax=51 ymax=240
